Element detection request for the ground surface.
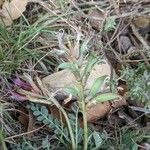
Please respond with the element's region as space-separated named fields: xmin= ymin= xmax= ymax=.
xmin=0 ymin=0 xmax=150 ymax=150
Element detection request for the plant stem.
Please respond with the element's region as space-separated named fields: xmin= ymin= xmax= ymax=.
xmin=80 ymin=84 xmax=88 ymax=150
xmin=60 ymin=107 xmax=76 ymax=150
xmin=0 ymin=131 xmax=7 ymax=150
xmin=50 ymin=97 xmax=76 ymax=150
xmin=82 ymin=98 xmax=88 ymax=150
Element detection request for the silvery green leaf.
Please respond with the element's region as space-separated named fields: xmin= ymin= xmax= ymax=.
xmin=43 ymin=119 xmax=50 ymax=125
xmin=80 ymin=38 xmax=90 ymax=56
xmin=64 ymin=87 xmax=79 ymax=97
xmin=92 ymin=93 xmax=120 ymax=103
xmin=41 ymin=106 xmax=48 ymax=116
xmin=68 ymin=113 xmax=76 ymax=120
xmin=54 ymin=129 xmax=59 ymax=135
xmin=77 ymin=128 xmax=84 ymax=144
xmin=90 ymin=75 xmax=108 ymax=97
xmin=48 ymin=114 xmax=53 ymax=120
xmin=93 ymin=131 xmax=102 ymax=149
xmin=104 ymin=17 xmax=116 ymax=32
xmin=58 ymin=62 xmax=80 ymax=77
xmin=132 ymin=144 xmax=138 ymax=150
xmin=29 ymin=103 xmax=37 ymax=111
xmin=58 ymin=62 xmax=76 ymax=70
xmin=37 ymin=116 xmax=44 ymax=121
xmin=82 ymin=52 xmax=99 ymax=80
xmin=42 ymin=136 xmax=50 ymax=148
xmin=33 ymin=110 xmax=40 ymax=116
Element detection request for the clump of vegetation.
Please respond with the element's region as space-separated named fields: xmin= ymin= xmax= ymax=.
xmin=121 ymin=63 xmax=150 ymax=108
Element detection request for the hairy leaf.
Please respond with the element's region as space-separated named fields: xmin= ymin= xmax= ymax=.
xmin=92 ymin=93 xmax=120 ymax=103
xmin=58 ymin=62 xmax=80 ymax=78
xmin=64 ymin=86 xmax=79 ymax=97
xmin=79 ymin=38 xmax=90 ymax=56
xmin=90 ymin=75 xmax=108 ymax=97
xmin=92 ymin=131 xmax=102 ymax=149
xmin=82 ymin=52 xmax=99 ymax=80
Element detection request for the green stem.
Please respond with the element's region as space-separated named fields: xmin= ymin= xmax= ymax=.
xmin=0 ymin=131 xmax=7 ymax=150
xmin=82 ymin=98 xmax=88 ymax=150
xmin=50 ymin=97 xmax=76 ymax=150
xmin=60 ymin=107 xmax=76 ymax=150
xmin=79 ymin=84 xmax=88 ymax=150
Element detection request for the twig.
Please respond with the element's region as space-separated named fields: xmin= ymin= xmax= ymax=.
xmin=131 ymin=23 xmax=150 ymax=67
xmin=129 ymin=106 xmax=150 ymax=114
xmin=118 ymin=111 xmax=142 ymax=129
xmin=4 ymin=125 xmax=45 ymax=140
xmin=123 ymin=49 xmax=149 ymax=58
xmin=111 ymin=9 xmax=150 ymax=19
xmin=75 ymin=1 xmax=109 ymax=7
xmin=122 ymin=58 xmax=150 ymax=63
xmin=130 ymin=24 xmax=150 ymax=50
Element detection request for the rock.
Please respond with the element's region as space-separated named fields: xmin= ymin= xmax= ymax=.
xmin=132 ymin=16 xmax=150 ymax=36
xmin=43 ymin=69 xmax=75 ymax=90
xmin=119 ymin=35 xmax=133 ymax=53
xmin=42 ymin=60 xmax=111 ymax=97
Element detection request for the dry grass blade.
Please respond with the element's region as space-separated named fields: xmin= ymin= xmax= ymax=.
xmin=131 ymin=23 xmax=150 ymax=67
xmin=129 ymin=106 xmax=150 ymax=114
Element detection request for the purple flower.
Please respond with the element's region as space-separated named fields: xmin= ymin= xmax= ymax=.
xmin=12 ymin=77 xmax=32 ymax=90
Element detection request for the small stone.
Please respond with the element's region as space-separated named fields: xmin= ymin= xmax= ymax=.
xmin=119 ymin=35 xmax=133 ymax=53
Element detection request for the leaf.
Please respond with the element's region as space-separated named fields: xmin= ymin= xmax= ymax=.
xmin=77 ymin=38 xmax=91 ymax=66
xmin=36 ymin=76 xmax=46 ymax=95
xmin=43 ymin=119 xmax=49 ymax=125
xmin=132 ymin=144 xmax=138 ymax=150
xmin=37 ymin=115 xmax=44 ymax=122
xmin=87 ymin=96 xmax=126 ymax=122
xmin=92 ymin=131 xmax=102 ymax=149
xmin=79 ymin=38 xmax=90 ymax=56
xmin=42 ymin=136 xmax=50 ymax=148
xmin=90 ymin=75 xmax=108 ymax=97
xmin=33 ymin=110 xmax=40 ymax=116
xmin=77 ymin=128 xmax=84 ymax=144
xmin=58 ymin=62 xmax=80 ymax=78
xmin=82 ymin=52 xmax=99 ymax=80
xmin=64 ymin=87 xmax=79 ymax=97
xmin=92 ymin=93 xmax=120 ymax=103
xmin=104 ymin=17 xmax=116 ymax=32
xmin=0 ymin=0 xmax=28 ymax=26
xmin=41 ymin=106 xmax=48 ymax=116
xmin=58 ymin=62 xmax=76 ymax=71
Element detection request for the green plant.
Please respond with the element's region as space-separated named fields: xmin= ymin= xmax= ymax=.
xmin=11 ymin=136 xmax=45 ymax=150
xmin=29 ymin=103 xmax=105 ymax=149
xmin=120 ymin=63 xmax=150 ymax=108
xmin=8 ymin=38 xmax=119 ymax=149
xmin=30 ymin=103 xmax=72 ymax=146
xmin=104 ymin=17 xmax=116 ymax=32
xmin=0 ymin=10 xmax=67 ymax=77
xmin=58 ymin=38 xmax=120 ymax=149
xmin=101 ymin=128 xmax=147 ymax=150
xmin=0 ymin=129 xmax=7 ymax=150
